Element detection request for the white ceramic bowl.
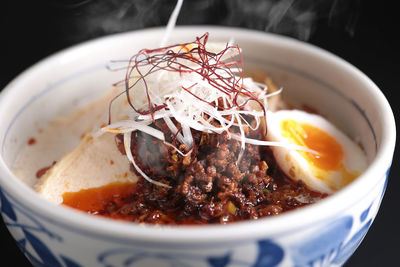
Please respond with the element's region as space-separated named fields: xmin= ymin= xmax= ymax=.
xmin=0 ymin=27 xmax=396 ymax=267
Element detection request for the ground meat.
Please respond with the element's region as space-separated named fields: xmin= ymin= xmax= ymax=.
xmin=107 ymin=119 xmax=327 ymax=225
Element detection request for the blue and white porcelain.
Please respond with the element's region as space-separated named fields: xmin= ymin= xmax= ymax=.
xmin=0 ymin=27 xmax=396 ymax=267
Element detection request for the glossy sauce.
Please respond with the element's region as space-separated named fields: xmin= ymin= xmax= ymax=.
xmin=28 ymin=137 xmax=36 ymax=145
xmin=35 ymin=161 xmax=56 ymax=178
xmin=62 ymin=182 xmax=136 ymax=218
xmin=61 ymin=181 xmax=209 ymax=224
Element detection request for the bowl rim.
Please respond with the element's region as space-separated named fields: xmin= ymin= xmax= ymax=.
xmin=0 ymin=26 xmax=396 ymax=244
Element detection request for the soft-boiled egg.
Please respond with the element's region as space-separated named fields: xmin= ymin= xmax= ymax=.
xmin=266 ymin=109 xmax=368 ymax=194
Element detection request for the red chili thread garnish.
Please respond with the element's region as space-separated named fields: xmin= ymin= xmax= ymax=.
xmin=106 ymin=33 xmax=267 ymax=125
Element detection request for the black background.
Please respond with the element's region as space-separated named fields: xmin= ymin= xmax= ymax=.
xmin=1 ymin=0 xmax=398 ymax=266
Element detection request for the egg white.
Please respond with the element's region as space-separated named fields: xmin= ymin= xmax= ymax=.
xmin=266 ymin=109 xmax=368 ymax=194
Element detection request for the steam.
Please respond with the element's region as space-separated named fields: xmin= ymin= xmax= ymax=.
xmin=160 ymin=0 xmax=183 ymax=47
xmin=223 ymin=0 xmax=360 ymax=40
xmin=225 ymin=0 xmax=315 ymax=40
xmin=58 ymin=0 xmax=360 ymax=42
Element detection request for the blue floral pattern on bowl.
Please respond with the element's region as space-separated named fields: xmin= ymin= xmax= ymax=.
xmin=96 ymin=239 xmax=284 ymax=267
xmin=1 ymin=167 xmax=388 ymax=267
xmin=1 ymin=187 xmax=82 ymax=267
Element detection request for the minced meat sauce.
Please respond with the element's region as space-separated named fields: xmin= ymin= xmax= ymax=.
xmin=62 ymin=119 xmax=327 ymax=224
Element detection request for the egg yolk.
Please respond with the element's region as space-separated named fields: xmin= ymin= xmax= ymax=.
xmin=280 ymin=119 xmax=344 ymax=171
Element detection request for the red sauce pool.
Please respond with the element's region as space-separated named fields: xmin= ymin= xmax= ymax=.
xmin=62 ymin=182 xmax=136 ymax=218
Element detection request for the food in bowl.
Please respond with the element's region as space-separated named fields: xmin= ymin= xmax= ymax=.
xmin=0 ymin=26 xmax=395 ymax=267
xmin=14 ymin=33 xmax=367 ymax=225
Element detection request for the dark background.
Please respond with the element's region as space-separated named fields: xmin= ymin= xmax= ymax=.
xmin=1 ymin=0 xmax=398 ymax=266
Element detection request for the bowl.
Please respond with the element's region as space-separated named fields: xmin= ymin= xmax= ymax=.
xmin=0 ymin=26 xmax=396 ymax=267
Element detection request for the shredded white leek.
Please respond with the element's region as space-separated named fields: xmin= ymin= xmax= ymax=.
xmin=103 ymin=120 xmax=165 ymax=141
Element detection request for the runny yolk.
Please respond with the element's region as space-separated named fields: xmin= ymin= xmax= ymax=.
xmin=280 ymin=119 xmax=344 ymax=171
